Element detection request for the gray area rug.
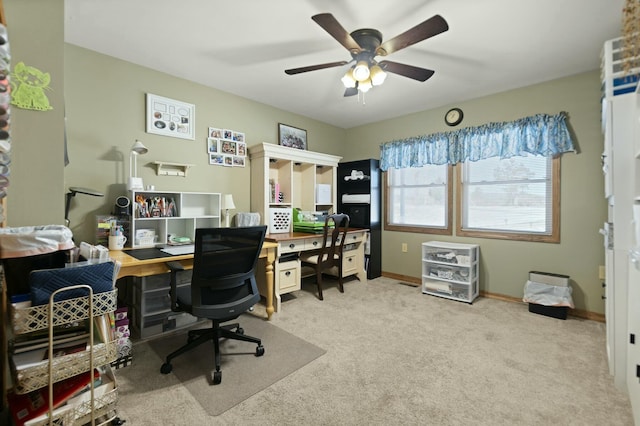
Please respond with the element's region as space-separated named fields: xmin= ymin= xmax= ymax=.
xmin=125 ymin=313 xmax=325 ymax=416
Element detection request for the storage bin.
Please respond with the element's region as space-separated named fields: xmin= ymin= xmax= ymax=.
xmin=269 ymin=208 xmax=291 ymax=234
xmin=523 ymin=271 xmax=572 ymax=320
xmin=528 ymin=303 xmax=568 ymax=320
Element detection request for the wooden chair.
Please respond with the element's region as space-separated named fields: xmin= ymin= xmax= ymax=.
xmin=300 ymin=213 xmax=350 ymax=300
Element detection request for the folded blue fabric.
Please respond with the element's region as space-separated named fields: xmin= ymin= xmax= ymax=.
xmin=29 ymin=261 xmax=115 ymax=305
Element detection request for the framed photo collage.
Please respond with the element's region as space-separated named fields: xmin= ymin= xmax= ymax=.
xmin=207 ymin=127 xmax=246 ymax=167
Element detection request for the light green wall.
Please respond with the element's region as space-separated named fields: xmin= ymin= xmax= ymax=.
xmin=4 ymin=0 xmax=65 ymax=226
xmin=63 ymin=44 xmax=346 ymax=243
xmin=5 ymin=2 xmax=607 ymax=314
xmin=345 ymin=71 xmax=607 ymax=314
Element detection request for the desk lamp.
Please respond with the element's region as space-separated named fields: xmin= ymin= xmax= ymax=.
xmin=127 ymin=140 xmax=148 ymax=191
xmin=65 ymin=187 xmax=104 ymax=226
xmin=222 ymin=194 xmax=236 ymax=227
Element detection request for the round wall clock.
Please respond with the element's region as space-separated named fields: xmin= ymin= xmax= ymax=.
xmin=445 ymin=108 xmax=463 ymax=126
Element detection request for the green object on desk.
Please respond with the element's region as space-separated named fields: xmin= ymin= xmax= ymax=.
xmin=293 ymin=222 xmax=332 ymax=233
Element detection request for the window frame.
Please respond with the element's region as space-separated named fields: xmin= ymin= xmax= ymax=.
xmin=384 ymin=164 xmax=453 ymax=235
xmin=455 ymin=156 xmax=560 ymax=243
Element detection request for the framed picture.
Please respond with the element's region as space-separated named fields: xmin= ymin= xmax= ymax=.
xmin=232 ymin=131 xmax=245 ymax=142
xmin=207 ymin=138 xmax=219 ymax=153
xmin=233 ymin=156 xmax=246 ymax=167
xmin=209 ymin=127 xmax=222 ymax=138
xmin=146 ymin=93 xmax=195 ymax=140
xmin=209 ymin=153 xmax=224 ymax=165
xmin=220 ymin=140 xmax=237 ymax=155
xmin=236 ymin=141 xmax=246 ymax=157
xmin=278 ymin=123 xmax=307 ymax=150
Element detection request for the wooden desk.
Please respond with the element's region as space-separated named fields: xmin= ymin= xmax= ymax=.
xmin=108 ymin=241 xmax=278 ymax=320
xmin=264 ymin=229 xmax=367 ymax=312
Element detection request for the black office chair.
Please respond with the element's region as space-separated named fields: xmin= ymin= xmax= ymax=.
xmin=160 ymin=226 xmax=267 ymax=385
xmin=299 ymin=213 xmax=350 ymax=300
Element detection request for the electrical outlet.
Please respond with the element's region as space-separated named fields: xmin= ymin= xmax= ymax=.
xmin=401 ymin=243 xmax=408 ymax=253
xmin=599 ymin=265 xmax=606 ymax=280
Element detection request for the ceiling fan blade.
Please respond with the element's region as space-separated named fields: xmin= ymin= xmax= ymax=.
xmin=344 ymin=87 xmax=358 ymax=97
xmin=376 ymin=14 xmax=449 ymax=56
xmin=312 ymin=13 xmax=362 ymax=54
xmin=285 ymin=61 xmax=348 ymax=75
xmin=378 ymin=60 xmax=435 ymax=82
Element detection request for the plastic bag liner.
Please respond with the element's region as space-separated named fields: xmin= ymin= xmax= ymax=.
xmin=0 ymin=225 xmax=74 ymax=259
xmin=523 ymin=280 xmax=574 ymax=308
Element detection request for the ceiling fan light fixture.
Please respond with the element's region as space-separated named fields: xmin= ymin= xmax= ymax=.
xmin=369 ymin=64 xmax=387 ymax=86
xmin=341 ymin=68 xmax=357 ymax=88
xmin=359 ymin=78 xmax=373 ymax=93
xmin=353 ymin=60 xmax=370 ymax=82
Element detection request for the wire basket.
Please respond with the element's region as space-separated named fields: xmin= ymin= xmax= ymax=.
xmin=25 ymin=404 xmax=75 ymax=426
xmin=11 ymin=340 xmax=118 ymax=395
xmin=11 ymin=290 xmax=118 ymax=335
xmin=70 ymin=367 xmax=119 ymax=425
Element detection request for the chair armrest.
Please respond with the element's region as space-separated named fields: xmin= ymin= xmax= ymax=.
xmin=165 ymin=261 xmax=185 ymax=310
xmin=166 ymin=261 xmax=185 ymax=272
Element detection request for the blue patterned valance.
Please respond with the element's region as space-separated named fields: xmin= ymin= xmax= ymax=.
xmin=379 ymin=112 xmax=574 ymax=171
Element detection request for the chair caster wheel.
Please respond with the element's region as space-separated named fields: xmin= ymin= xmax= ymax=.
xmin=256 ymin=345 xmax=265 ymax=357
xmin=212 ymin=370 xmax=222 ymax=385
xmin=160 ymin=363 xmax=173 ymax=374
xmin=236 ymin=327 xmax=244 ymax=335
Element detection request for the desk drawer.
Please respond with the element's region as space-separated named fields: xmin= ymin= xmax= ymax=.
xmin=279 ymin=240 xmax=304 ymax=254
xmin=305 ymin=237 xmax=324 ymax=250
xmin=278 ymin=260 xmax=300 ymax=293
xmin=342 ymin=251 xmax=359 ymax=276
xmin=344 ymin=232 xmax=364 ymax=244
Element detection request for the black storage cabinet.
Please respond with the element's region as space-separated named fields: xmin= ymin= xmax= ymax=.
xmin=337 ymin=159 xmax=381 ymax=279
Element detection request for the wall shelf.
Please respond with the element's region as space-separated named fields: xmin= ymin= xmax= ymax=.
xmin=152 ymin=161 xmax=194 ymax=177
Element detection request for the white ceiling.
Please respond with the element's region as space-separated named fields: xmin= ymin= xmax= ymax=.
xmin=64 ymin=0 xmax=624 ymax=129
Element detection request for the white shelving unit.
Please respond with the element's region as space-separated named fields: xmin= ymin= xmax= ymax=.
xmin=421 ymin=241 xmax=479 ymax=303
xmin=129 ymin=190 xmax=221 ymax=248
xmin=248 ymin=142 xmax=341 ymax=230
xmin=601 ymin=37 xmax=640 ymax=421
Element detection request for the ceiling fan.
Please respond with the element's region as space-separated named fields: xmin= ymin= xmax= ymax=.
xmin=285 ymin=13 xmax=449 ymax=97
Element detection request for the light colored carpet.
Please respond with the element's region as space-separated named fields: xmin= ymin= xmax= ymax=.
xmin=113 ymin=276 xmax=635 ymax=425
xmin=144 ymin=313 xmax=325 ymax=416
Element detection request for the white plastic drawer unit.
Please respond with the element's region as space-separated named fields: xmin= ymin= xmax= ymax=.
xmin=422 ymin=244 xmax=476 ymax=266
xmin=421 ymin=241 xmax=479 ymax=304
xmin=423 ymin=263 xmax=477 ymax=284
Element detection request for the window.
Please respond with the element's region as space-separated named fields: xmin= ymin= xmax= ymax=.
xmin=385 ymin=164 xmax=452 ymax=234
xmin=456 ymin=155 xmax=560 ymax=242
